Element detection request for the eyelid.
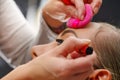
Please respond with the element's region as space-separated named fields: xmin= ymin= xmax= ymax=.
xmin=56 ymin=39 xmax=64 ymax=45
xmin=61 ymin=29 xmax=78 ymax=37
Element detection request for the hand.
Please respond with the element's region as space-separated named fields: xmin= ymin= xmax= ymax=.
xmin=84 ymin=0 xmax=102 ymax=15
xmin=29 ymin=37 xmax=96 ymax=80
xmin=42 ymin=0 xmax=102 ymax=30
xmin=43 ymin=0 xmax=102 ymax=20
xmin=2 ymin=37 xmax=96 ymax=80
xmin=42 ymin=0 xmax=80 ymax=27
xmin=68 ymin=0 xmax=102 ymax=19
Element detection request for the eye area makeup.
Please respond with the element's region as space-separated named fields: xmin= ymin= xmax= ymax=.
xmin=56 ymin=39 xmax=64 ymax=45
xmin=56 ymin=39 xmax=93 ymax=56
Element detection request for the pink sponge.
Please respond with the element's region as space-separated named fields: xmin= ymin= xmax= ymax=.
xmin=67 ymin=4 xmax=93 ymax=28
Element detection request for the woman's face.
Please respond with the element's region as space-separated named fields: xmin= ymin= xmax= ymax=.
xmin=32 ymin=22 xmax=101 ymax=58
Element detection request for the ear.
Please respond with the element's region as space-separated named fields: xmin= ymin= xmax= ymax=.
xmin=88 ymin=69 xmax=112 ymax=80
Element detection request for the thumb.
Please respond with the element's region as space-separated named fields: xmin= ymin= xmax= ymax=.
xmin=91 ymin=0 xmax=102 ymax=15
xmin=52 ymin=37 xmax=91 ymax=57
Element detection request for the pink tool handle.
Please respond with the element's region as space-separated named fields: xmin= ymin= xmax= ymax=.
xmin=67 ymin=4 xmax=93 ymax=28
xmin=62 ymin=0 xmax=74 ymax=5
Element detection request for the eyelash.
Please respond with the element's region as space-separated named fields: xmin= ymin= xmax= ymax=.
xmin=56 ymin=39 xmax=64 ymax=45
xmin=56 ymin=39 xmax=93 ymax=56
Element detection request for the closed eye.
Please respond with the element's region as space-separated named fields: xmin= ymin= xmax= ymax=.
xmin=61 ymin=29 xmax=78 ymax=37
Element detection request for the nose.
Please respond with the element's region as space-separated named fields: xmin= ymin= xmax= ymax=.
xmin=31 ymin=46 xmax=39 ymax=58
xmin=31 ymin=42 xmax=57 ymax=59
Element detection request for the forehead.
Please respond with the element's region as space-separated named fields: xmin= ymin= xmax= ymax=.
xmin=58 ymin=22 xmax=101 ymax=40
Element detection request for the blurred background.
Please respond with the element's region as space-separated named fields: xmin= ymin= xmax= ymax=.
xmin=92 ymin=0 xmax=120 ymax=28
xmin=15 ymin=0 xmax=120 ymax=28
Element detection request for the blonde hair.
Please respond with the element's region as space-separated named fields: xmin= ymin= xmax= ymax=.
xmin=91 ymin=23 xmax=120 ymax=80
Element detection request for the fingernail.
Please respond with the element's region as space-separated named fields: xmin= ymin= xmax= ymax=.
xmin=78 ymin=8 xmax=85 ymax=20
xmin=74 ymin=12 xmax=78 ymax=18
xmin=93 ymin=7 xmax=98 ymax=14
xmin=80 ymin=15 xmax=84 ymax=20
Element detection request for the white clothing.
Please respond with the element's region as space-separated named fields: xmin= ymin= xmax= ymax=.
xmin=0 ymin=0 xmax=57 ymax=67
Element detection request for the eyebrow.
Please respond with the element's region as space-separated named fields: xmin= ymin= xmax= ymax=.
xmin=61 ymin=29 xmax=78 ymax=37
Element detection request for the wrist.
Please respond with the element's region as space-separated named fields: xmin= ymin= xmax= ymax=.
xmin=24 ymin=60 xmax=56 ymax=80
xmin=42 ymin=10 xmax=62 ymax=28
xmin=49 ymin=23 xmax=66 ymax=34
xmin=42 ymin=10 xmax=67 ymax=34
xmin=1 ymin=64 xmax=32 ymax=80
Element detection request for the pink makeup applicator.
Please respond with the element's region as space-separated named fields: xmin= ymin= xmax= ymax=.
xmin=62 ymin=0 xmax=93 ymax=28
xmin=57 ymin=0 xmax=94 ymax=56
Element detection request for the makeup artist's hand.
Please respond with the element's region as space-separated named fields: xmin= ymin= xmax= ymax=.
xmin=42 ymin=0 xmax=102 ymax=28
xmin=29 ymin=37 xmax=96 ymax=80
xmin=77 ymin=0 xmax=102 ymax=17
xmin=2 ymin=37 xmax=96 ymax=80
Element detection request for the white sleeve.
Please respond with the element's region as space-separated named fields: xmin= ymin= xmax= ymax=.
xmin=34 ymin=11 xmax=57 ymax=45
xmin=0 ymin=0 xmax=35 ymax=66
xmin=0 ymin=0 xmax=57 ymax=67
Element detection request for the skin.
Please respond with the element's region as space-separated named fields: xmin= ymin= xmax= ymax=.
xmin=31 ymin=22 xmax=101 ymax=80
xmin=31 ymin=22 xmax=113 ymax=80
xmin=2 ymin=19 xmax=113 ymax=79
xmin=32 ymin=22 xmax=101 ymax=57
xmin=2 ymin=0 xmax=103 ymax=79
xmin=2 ymin=22 xmax=112 ymax=80
xmin=42 ymin=0 xmax=102 ymax=29
xmin=2 ymin=37 xmax=96 ymax=80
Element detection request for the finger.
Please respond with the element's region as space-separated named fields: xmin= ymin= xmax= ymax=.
xmin=64 ymin=5 xmax=78 ymax=18
xmin=71 ymin=0 xmax=85 ymax=20
xmin=70 ymin=51 xmax=81 ymax=59
xmin=67 ymin=53 xmax=96 ymax=75
xmin=70 ymin=52 xmax=96 ymax=70
xmin=52 ymin=37 xmax=91 ymax=57
xmin=61 ymin=0 xmax=77 ymax=17
xmin=70 ymin=68 xmax=93 ymax=80
xmin=91 ymin=0 xmax=102 ymax=14
xmin=59 ymin=53 xmax=96 ymax=78
xmin=84 ymin=0 xmax=92 ymax=3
